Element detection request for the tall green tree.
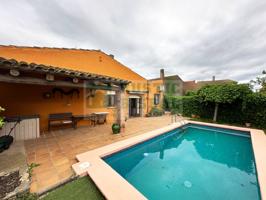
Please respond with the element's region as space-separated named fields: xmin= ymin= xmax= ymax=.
xmin=250 ymin=70 xmax=266 ymax=93
xmin=198 ymin=83 xmax=251 ymax=122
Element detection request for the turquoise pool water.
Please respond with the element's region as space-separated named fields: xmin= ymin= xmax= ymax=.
xmin=104 ymin=124 xmax=261 ymax=200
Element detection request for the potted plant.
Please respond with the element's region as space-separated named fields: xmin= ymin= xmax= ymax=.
xmin=112 ymin=123 xmax=121 ymax=134
xmin=0 ymin=107 xmax=15 ymax=153
xmin=0 ymin=106 xmax=5 ymax=129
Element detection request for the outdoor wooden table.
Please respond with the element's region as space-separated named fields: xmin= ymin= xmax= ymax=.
xmin=92 ymin=112 xmax=109 ymax=125
xmin=72 ymin=114 xmax=96 ymax=128
xmin=73 ymin=112 xmax=109 ymax=128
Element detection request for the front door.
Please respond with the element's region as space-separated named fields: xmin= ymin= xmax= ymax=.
xmin=129 ymin=97 xmax=141 ymax=117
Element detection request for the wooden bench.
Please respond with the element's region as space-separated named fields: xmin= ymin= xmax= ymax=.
xmin=48 ymin=113 xmax=75 ymax=131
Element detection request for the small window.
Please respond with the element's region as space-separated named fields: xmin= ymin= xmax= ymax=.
xmin=154 ymin=94 xmax=160 ymax=105
xmin=107 ymin=91 xmax=116 ymax=107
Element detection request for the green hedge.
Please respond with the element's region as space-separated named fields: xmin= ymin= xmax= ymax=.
xmin=164 ymin=93 xmax=266 ymax=129
xmin=148 ymin=107 xmax=164 ymax=117
xmin=164 ymin=95 xmax=203 ymax=116
xmin=244 ymin=93 xmax=266 ymax=128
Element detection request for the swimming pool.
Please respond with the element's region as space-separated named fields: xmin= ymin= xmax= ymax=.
xmin=104 ymin=124 xmax=261 ymax=200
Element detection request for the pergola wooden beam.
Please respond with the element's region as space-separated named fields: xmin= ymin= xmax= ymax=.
xmin=0 ymin=74 xmax=121 ymax=91
xmin=0 ymin=57 xmax=130 ymax=86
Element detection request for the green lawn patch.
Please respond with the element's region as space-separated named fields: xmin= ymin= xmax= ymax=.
xmin=42 ymin=177 xmax=104 ymax=200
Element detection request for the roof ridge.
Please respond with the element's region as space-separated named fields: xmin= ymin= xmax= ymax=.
xmin=0 ymin=44 xmax=102 ymax=52
xmin=197 ymin=79 xmax=234 ymax=82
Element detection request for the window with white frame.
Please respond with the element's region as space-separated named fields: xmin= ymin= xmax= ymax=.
xmin=154 ymin=94 xmax=160 ymax=105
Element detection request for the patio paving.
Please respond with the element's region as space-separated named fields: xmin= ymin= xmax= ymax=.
xmin=24 ymin=115 xmax=179 ymax=193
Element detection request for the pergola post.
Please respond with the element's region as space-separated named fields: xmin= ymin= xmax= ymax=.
xmin=116 ymin=85 xmax=126 ymax=125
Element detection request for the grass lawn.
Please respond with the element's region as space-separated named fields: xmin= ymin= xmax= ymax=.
xmin=41 ymin=177 xmax=104 ymax=200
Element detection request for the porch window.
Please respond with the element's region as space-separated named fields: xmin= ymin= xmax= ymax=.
xmin=107 ymin=91 xmax=116 ymax=107
xmin=154 ymin=94 xmax=160 ymax=105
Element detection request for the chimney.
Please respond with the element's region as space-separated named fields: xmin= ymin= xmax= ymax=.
xmin=160 ymin=69 xmax=165 ymax=80
xmin=212 ymin=76 xmax=215 ymax=81
xmin=109 ymin=54 xmax=114 ymax=59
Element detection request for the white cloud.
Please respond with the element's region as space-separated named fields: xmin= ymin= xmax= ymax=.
xmin=0 ymin=0 xmax=265 ymax=82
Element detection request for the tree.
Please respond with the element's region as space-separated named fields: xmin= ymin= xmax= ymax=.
xmin=198 ymin=83 xmax=251 ymax=122
xmin=250 ymin=70 xmax=266 ymax=93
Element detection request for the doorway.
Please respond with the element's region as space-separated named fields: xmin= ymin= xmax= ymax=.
xmin=129 ymin=96 xmax=141 ymax=117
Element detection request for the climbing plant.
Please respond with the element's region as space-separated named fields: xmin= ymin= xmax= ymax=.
xmin=0 ymin=106 xmax=5 ymax=128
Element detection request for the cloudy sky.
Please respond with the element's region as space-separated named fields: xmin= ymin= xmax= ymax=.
xmin=0 ymin=0 xmax=265 ymax=82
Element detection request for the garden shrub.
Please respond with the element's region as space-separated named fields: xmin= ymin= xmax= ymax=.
xmin=164 ymin=92 xmax=266 ymax=129
xmin=243 ymin=93 xmax=266 ymax=129
xmin=164 ymin=95 xmax=201 ymax=117
xmin=149 ymin=107 xmax=164 ymax=117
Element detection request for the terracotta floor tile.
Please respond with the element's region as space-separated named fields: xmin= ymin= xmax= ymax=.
xmin=25 ymin=116 xmax=174 ymax=193
xmin=34 ymin=165 xmax=53 ymax=174
xmin=35 ymin=157 xmax=51 ymax=166
xmin=34 ymin=161 xmax=53 ymax=171
xmin=58 ymin=169 xmax=74 ymax=180
xmin=27 ymin=155 xmax=36 ymax=164
xmin=36 ymin=169 xmax=58 ymax=181
xmin=35 ymin=151 xmax=49 ymax=158
xmin=52 ymin=157 xmax=69 ymax=167
xmin=55 ymin=163 xmax=71 ymax=173
xmin=25 ymin=147 xmax=36 ymax=154
xmin=38 ymin=175 xmax=60 ymax=189
xmin=30 ymin=181 xmax=38 ymax=193
xmin=31 ymin=173 xmax=38 ymax=182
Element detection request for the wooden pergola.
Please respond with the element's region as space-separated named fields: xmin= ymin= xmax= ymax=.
xmin=0 ymin=57 xmax=129 ymax=124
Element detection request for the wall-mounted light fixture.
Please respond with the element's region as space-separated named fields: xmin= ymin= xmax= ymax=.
xmin=73 ymin=77 xmax=79 ymax=84
xmin=10 ymin=69 xmax=20 ymax=77
xmin=46 ymin=74 xmax=54 ymax=81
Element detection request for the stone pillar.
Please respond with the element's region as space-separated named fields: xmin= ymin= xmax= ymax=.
xmin=116 ymin=85 xmax=126 ymax=125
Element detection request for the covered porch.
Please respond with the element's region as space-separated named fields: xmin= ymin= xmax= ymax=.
xmin=0 ymin=57 xmax=128 ymax=198
xmin=0 ymin=57 xmax=129 ymax=134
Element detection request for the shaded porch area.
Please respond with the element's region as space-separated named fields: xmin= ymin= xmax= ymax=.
xmin=25 ymin=115 xmax=176 ymax=194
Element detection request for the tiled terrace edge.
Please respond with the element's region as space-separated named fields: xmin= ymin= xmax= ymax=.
xmin=72 ymin=121 xmax=266 ymax=200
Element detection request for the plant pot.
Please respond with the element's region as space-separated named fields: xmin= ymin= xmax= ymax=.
xmin=0 ymin=135 xmax=13 ymax=153
xmin=191 ymin=114 xmax=196 ymax=118
xmin=112 ymin=123 xmax=121 ymax=134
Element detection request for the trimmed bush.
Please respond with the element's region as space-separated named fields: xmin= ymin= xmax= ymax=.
xmin=148 ymin=107 xmax=164 ymax=117
xmin=164 ymin=93 xmax=266 ymax=129
xmin=244 ymin=93 xmax=266 ymax=129
xmin=164 ymin=95 xmax=202 ymax=117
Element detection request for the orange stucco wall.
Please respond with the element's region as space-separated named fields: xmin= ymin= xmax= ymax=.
xmin=0 ymin=81 xmax=158 ymax=132
xmin=148 ymin=79 xmax=164 ymax=110
xmin=0 ymin=46 xmax=146 ymax=82
xmin=0 ymin=82 xmax=119 ymax=132
xmin=0 ymin=46 xmax=163 ymax=131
